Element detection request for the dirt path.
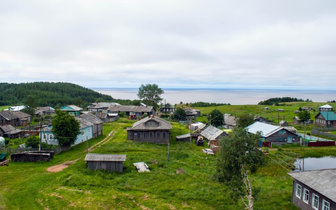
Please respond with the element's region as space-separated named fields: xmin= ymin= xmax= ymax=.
xmin=47 ymin=130 xmax=116 ymax=173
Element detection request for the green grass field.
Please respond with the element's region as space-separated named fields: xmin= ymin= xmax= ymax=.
xmin=1 ymin=102 xmax=336 ymax=209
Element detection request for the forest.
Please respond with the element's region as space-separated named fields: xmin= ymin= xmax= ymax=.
xmin=0 ymin=82 xmax=114 ymax=108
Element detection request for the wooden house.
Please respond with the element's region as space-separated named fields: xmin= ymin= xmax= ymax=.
xmin=40 ymin=116 xmax=94 ymax=146
xmin=246 ymin=122 xmax=299 ymax=147
xmin=85 ymin=153 xmax=126 ymax=172
xmin=35 ymin=107 xmax=55 ymax=117
xmin=288 ymin=169 xmax=336 ymax=210
xmin=200 ymin=125 xmax=227 ymax=146
xmin=77 ymin=113 xmax=103 ymax=138
xmin=254 ymin=116 xmax=272 ymax=124
xmin=315 ymin=112 xmax=336 ymax=128
xmin=318 ymin=104 xmax=333 ymax=112
xmin=87 ymin=102 xmax=120 ymax=112
xmin=159 ymin=103 xmax=175 ymax=114
xmin=127 ymin=116 xmax=172 ymax=144
xmin=224 ymin=113 xmax=237 ymax=129
xmin=107 ymin=105 xmax=155 ymax=118
xmin=0 ymin=111 xmax=31 ymax=126
xmin=96 ymin=110 xmax=119 ymax=123
xmin=60 ymin=105 xmax=83 ymax=116
xmin=0 ymin=125 xmax=21 ymax=139
xmin=185 ymin=108 xmax=200 ymax=121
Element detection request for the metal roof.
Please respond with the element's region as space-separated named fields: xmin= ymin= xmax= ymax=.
xmin=200 ymin=125 xmax=225 ymax=140
xmin=320 ymin=104 xmax=333 ymax=109
xmin=288 ymin=168 xmax=336 ymax=202
xmin=319 ymin=112 xmax=336 ymax=121
xmin=78 ymin=113 xmax=103 ymax=124
xmin=85 ymin=153 xmax=126 ymax=162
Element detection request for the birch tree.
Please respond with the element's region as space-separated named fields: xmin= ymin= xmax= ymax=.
xmin=215 ymin=127 xmax=264 ymax=209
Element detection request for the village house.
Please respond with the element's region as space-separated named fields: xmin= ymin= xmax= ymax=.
xmin=96 ymin=110 xmax=119 ymax=123
xmin=288 ymin=169 xmax=336 ymax=210
xmin=40 ymin=116 xmax=95 ymax=146
xmin=0 ymin=124 xmax=21 ymax=139
xmin=185 ymin=108 xmax=201 ymax=121
xmin=107 ymin=105 xmax=155 ymax=118
xmin=8 ymin=105 xmax=26 ymax=112
xmin=246 ymin=122 xmax=299 ymax=147
xmin=315 ymin=111 xmax=336 ymax=128
xmin=127 ymin=116 xmax=172 ymax=144
xmin=200 ymin=125 xmax=227 ymax=145
xmin=77 ymin=113 xmax=103 ymax=138
xmin=254 ymin=116 xmax=272 ymax=124
xmin=35 ymin=107 xmax=55 ymax=117
xmin=224 ymin=113 xmax=237 ymax=129
xmin=0 ymin=110 xmax=31 ymax=127
xmin=87 ymin=102 xmax=120 ymax=112
xmin=318 ymin=104 xmax=333 ymax=112
xmin=60 ymin=105 xmax=83 ymax=116
xmin=159 ymin=103 xmax=175 ymax=114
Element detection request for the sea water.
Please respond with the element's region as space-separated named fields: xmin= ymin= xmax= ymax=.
xmin=93 ymin=88 xmax=336 ymax=105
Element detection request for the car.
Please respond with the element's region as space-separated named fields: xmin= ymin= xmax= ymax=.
xmin=202 ymin=148 xmax=214 ymax=155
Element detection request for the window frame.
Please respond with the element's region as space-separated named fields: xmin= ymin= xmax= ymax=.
xmin=295 ymin=184 xmax=302 ymax=199
xmin=322 ymin=199 xmax=330 ymax=210
xmin=312 ymin=193 xmax=319 ymax=210
xmin=303 ymin=188 xmax=309 ymax=204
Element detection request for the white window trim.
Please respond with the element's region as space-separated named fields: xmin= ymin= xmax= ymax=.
xmin=296 ymin=184 xmax=302 ymax=199
xmin=322 ymin=199 xmax=330 ymax=210
xmin=312 ymin=193 xmax=319 ymax=210
xmin=303 ymin=188 xmax=309 ymax=204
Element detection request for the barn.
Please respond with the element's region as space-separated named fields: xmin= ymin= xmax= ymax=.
xmin=85 ymin=153 xmax=126 ymax=172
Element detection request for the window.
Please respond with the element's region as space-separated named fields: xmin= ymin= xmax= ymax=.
xmin=312 ymin=194 xmax=319 ymax=210
xmin=150 ymin=132 xmax=154 ymax=138
xmin=303 ymin=189 xmax=309 ymax=204
xmin=295 ymin=184 xmax=302 ymax=198
xmin=278 ymin=137 xmax=284 ymax=142
xmin=322 ymin=200 xmax=330 ymax=210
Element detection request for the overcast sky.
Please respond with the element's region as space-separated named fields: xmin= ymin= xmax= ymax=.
xmin=1 ymin=0 xmax=336 ymax=90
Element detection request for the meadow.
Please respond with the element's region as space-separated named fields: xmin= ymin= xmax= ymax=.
xmin=1 ymin=102 xmax=336 ymax=209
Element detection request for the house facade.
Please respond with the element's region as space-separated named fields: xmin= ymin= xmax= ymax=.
xmin=0 ymin=111 xmax=31 ymax=126
xmin=288 ymin=169 xmax=336 ymax=210
xmin=246 ymin=122 xmax=299 ymax=146
xmin=315 ymin=112 xmax=336 ymax=128
xmin=40 ymin=117 xmax=94 ymax=146
xmin=127 ymin=116 xmax=172 ymax=144
xmin=159 ymin=103 xmax=175 ymax=114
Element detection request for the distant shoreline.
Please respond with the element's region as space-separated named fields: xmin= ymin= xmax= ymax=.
xmin=93 ymin=88 xmax=336 ymax=105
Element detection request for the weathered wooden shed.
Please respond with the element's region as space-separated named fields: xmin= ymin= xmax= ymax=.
xmin=85 ymin=153 xmax=126 ymax=172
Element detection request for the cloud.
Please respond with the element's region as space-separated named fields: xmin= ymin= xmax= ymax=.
xmin=1 ymin=0 xmax=336 ymax=89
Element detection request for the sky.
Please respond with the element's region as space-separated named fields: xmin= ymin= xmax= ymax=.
xmin=1 ymin=0 xmax=336 ymax=90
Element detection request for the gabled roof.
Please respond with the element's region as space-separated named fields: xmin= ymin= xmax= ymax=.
xmin=88 ymin=102 xmax=120 ymax=109
xmin=0 ymin=125 xmax=21 ymax=134
xmin=317 ymin=111 xmax=336 ymax=121
xmin=320 ymin=104 xmax=333 ymax=109
xmin=200 ymin=125 xmax=225 ymax=140
xmin=288 ymin=169 xmax=336 ymax=202
xmin=224 ymin=113 xmax=237 ymax=126
xmin=130 ymin=116 xmax=172 ymax=130
xmin=85 ymin=153 xmax=126 ymax=162
xmin=75 ymin=117 xmax=94 ymax=129
xmin=9 ymin=105 xmax=26 ymax=111
xmin=78 ymin=113 xmax=103 ymax=125
xmin=61 ymin=105 xmax=83 ymax=111
xmin=246 ymin=122 xmax=295 ymax=138
xmin=108 ymin=105 xmax=154 ymax=113
xmin=0 ymin=111 xmax=30 ymax=120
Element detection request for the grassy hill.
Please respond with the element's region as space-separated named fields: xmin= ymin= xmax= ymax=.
xmin=0 ymin=82 xmax=113 ymax=108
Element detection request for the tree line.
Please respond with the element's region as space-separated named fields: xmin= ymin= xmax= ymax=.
xmin=0 ymin=82 xmax=113 ymax=108
xmin=258 ymin=97 xmax=305 ymax=105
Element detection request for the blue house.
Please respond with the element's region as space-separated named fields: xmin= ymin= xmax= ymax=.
xmin=40 ymin=117 xmax=93 ymax=146
xmin=60 ymin=105 xmax=83 ymax=116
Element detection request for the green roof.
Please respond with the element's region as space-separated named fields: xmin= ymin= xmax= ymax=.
xmin=320 ymin=111 xmax=336 ymax=121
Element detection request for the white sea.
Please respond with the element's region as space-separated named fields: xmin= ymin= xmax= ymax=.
xmin=93 ymin=88 xmax=336 ymax=105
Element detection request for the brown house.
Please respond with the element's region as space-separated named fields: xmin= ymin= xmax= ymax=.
xmin=127 ymin=116 xmax=172 ymax=144
xmin=315 ymin=112 xmax=336 ymax=128
xmin=288 ymin=169 xmax=336 ymax=210
xmin=108 ymin=105 xmax=155 ymax=118
xmin=0 ymin=111 xmax=31 ymax=127
xmin=0 ymin=125 xmax=21 ymax=139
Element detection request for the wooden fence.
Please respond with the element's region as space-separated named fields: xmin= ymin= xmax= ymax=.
xmin=312 ymin=129 xmax=336 ymax=139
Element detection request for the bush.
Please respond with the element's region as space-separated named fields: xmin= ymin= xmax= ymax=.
xmin=119 ymin=112 xmax=125 ymax=117
xmin=25 ymin=136 xmax=40 ymax=148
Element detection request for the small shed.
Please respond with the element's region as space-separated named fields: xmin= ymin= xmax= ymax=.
xmin=85 ymin=153 xmax=126 ymax=172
